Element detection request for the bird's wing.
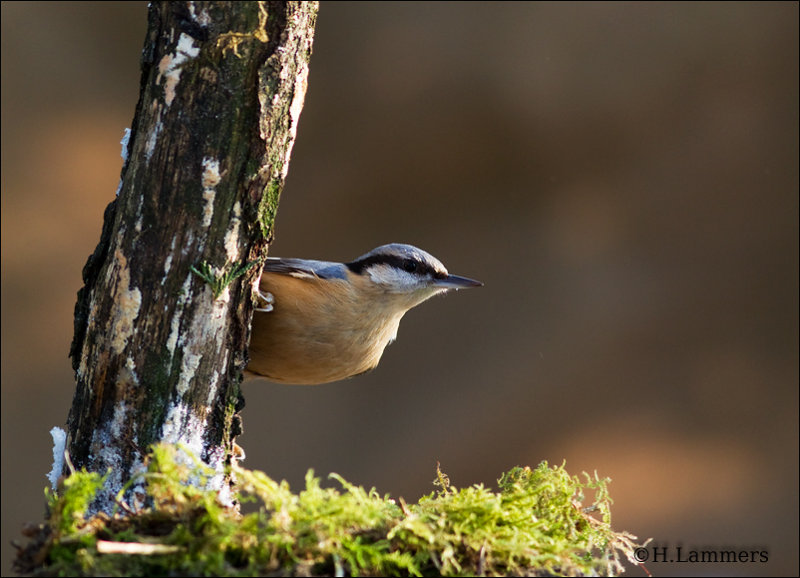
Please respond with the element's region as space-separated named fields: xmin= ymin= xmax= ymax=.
xmin=263 ymin=257 xmax=348 ymax=280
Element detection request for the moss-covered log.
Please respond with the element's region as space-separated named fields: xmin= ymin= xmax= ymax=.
xmin=16 ymin=446 xmax=646 ymax=577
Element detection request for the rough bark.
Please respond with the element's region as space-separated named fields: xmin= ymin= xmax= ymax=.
xmin=65 ymin=1 xmax=317 ymax=511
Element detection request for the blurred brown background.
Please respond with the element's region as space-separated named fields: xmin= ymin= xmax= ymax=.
xmin=2 ymin=2 xmax=797 ymax=575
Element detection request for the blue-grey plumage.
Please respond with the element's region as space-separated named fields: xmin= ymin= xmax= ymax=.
xmin=261 ymin=258 xmax=349 ymax=280
xmin=246 ymin=244 xmax=482 ymax=384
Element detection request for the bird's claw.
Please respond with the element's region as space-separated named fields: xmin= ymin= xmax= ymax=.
xmin=255 ymin=290 xmax=274 ymax=312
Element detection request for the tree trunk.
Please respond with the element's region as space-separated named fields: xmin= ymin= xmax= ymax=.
xmin=65 ymin=1 xmax=317 ymax=512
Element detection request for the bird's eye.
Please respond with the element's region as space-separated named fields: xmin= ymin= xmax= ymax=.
xmin=403 ymin=259 xmax=418 ymax=273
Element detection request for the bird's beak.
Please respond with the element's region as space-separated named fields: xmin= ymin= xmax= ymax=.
xmin=434 ymin=274 xmax=484 ymax=290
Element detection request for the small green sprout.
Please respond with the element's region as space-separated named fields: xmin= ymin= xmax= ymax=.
xmin=190 ymin=260 xmax=257 ymax=299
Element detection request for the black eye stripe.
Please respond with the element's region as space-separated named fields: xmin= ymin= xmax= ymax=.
xmin=347 ymin=254 xmax=439 ymax=277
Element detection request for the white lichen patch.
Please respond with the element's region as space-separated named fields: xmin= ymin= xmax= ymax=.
xmin=91 ymin=402 xmax=143 ymax=513
xmin=223 ymin=200 xmax=242 ymax=261
xmin=156 ymin=33 xmax=200 ymax=107
xmin=79 ymin=229 xmax=141 ymax=373
xmin=109 ymin=402 xmax=130 ymax=440
xmin=171 ymin=274 xmax=230 ymax=403
xmin=161 ymin=402 xmax=227 ymax=495
xmin=162 ymin=400 xmax=202 ymax=450
xmin=108 ymin=234 xmax=142 ymax=355
xmin=201 ymin=193 xmax=215 ymax=228
xmin=145 ymin=101 xmax=163 ymax=161
xmin=201 ymin=157 xmax=221 ymax=228
xmin=188 ymin=3 xmax=211 ymax=27
xmin=184 ymin=282 xmax=229 ymax=352
xmin=109 ymin=264 xmax=141 ymax=355
xmin=163 ymin=253 xmax=173 ymax=279
xmin=206 ymin=372 xmax=220 ymax=406
xmin=182 ymin=229 xmax=196 ymax=257
xmin=120 ymin=127 xmax=131 ymax=163
xmin=116 ymin=128 xmax=132 ymax=197
xmin=177 ymin=351 xmax=203 ymax=397
xmin=205 ymin=443 xmax=235 ymax=507
xmin=202 ymin=157 xmax=222 ymax=189
xmin=166 ymin=312 xmax=181 ymax=357
xmin=48 ymin=427 xmax=67 ymax=490
xmin=162 ymin=236 xmax=178 ymax=283
xmin=166 ymin=273 xmax=194 ymax=357
xmin=124 ymin=356 xmax=141 ymax=388
xmin=285 ymin=62 xmax=310 ymax=176
xmin=134 ymin=195 xmax=144 ymax=234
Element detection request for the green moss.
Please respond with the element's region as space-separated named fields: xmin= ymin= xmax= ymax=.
xmin=17 ymin=445 xmax=646 ymax=577
xmin=46 ymin=469 xmax=107 ymax=536
xmin=258 ymin=179 xmax=282 ymax=241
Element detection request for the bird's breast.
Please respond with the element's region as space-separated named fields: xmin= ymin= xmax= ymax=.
xmin=247 ymin=272 xmax=404 ymax=384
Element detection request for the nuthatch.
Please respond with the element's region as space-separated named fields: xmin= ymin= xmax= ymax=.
xmin=246 ymin=243 xmax=482 ymax=384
